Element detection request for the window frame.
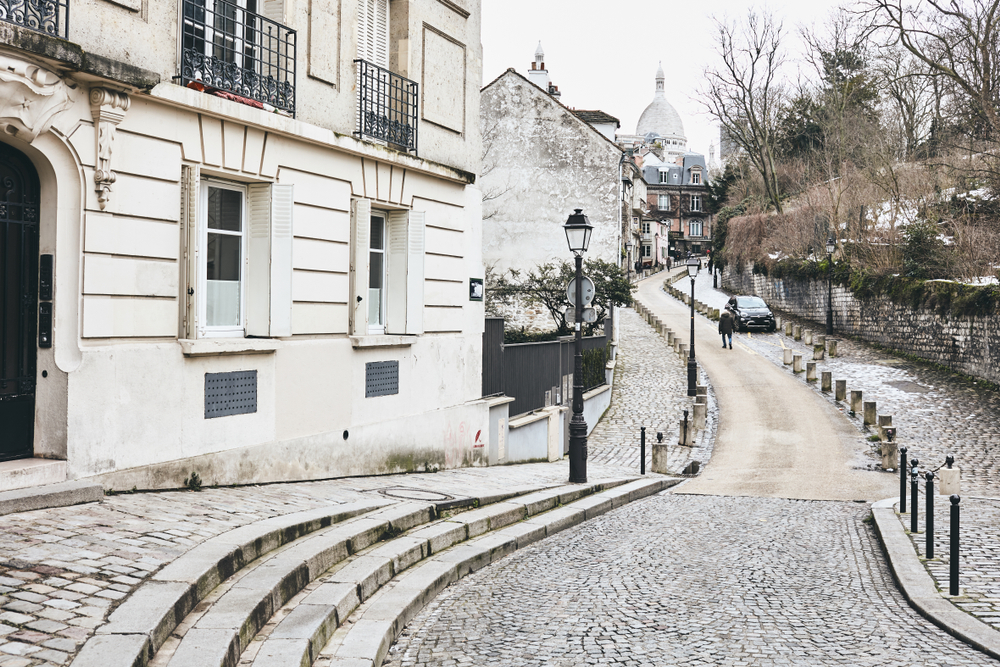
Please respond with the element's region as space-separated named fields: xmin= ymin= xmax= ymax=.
xmin=658 ymin=194 xmax=670 ymax=211
xmin=199 ymin=179 xmax=248 ymax=339
xmin=658 ymin=170 xmax=668 ymax=184
xmin=691 ymin=170 xmax=702 ymax=185
xmin=368 ymin=210 xmax=387 ymax=335
xmin=690 ymin=194 xmax=702 ymax=212
xmin=689 ymin=219 xmax=704 ymax=237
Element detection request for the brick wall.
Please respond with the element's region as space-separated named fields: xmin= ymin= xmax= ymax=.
xmin=721 ymin=267 xmax=1000 ymax=385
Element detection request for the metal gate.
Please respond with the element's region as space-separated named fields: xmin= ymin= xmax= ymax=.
xmin=0 ymin=143 xmax=39 ymax=461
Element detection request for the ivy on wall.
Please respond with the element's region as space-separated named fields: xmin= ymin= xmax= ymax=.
xmin=752 ymin=259 xmax=1000 ymax=319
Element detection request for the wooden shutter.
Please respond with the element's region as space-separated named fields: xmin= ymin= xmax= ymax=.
xmin=180 ymin=164 xmax=200 ymax=339
xmin=269 ymin=184 xmax=293 ymax=337
xmin=246 ymin=183 xmax=294 ymax=337
xmin=246 ymin=184 xmax=272 ymax=337
xmin=350 ymin=198 xmax=371 ymax=335
xmin=385 ymin=210 xmax=409 ymax=334
xmin=357 ymin=0 xmax=388 ymax=67
xmin=405 ymin=211 xmax=424 ymax=334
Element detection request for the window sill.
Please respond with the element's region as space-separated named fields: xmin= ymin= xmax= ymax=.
xmin=179 ymin=338 xmax=280 ymax=357
xmin=350 ymin=335 xmax=418 ymax=349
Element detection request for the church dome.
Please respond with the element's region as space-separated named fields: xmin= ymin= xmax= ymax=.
xmin=636 ymin=63 xmax=686 ymax=141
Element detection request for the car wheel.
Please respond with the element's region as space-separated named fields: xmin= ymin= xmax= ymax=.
xmin=767 ymin=323 xmax=776 ymax=333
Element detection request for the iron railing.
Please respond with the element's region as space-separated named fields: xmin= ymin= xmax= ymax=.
xmin=181 ymin=0 xmax=296 ymax=115
xmin=0 ymin=0 xmax=68 ymax=38
xmin=483 ymin=313 xmax=612 ymax=418
xmin=354 ymin=59 xmax=418 ymax=154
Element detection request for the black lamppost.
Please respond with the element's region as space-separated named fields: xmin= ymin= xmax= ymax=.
xmin=826 ymin=235 xmax=835 ymax=336
xmin=686 ymin=255 xmax=700 ymax=396
xmin=565 ymin=209 xmax=593 ymax=483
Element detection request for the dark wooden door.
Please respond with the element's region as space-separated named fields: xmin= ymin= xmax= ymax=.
xmin=0 ymin=144 xmax=39 ymax=461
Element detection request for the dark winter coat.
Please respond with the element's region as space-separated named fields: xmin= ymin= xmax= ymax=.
xmin=719 ymin=310 xmax=735 ymax=335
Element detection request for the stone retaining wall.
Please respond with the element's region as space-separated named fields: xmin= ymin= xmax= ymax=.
xmin=721 ymin=267 xmax=1000 ymax=385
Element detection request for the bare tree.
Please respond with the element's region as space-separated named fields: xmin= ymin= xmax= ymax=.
xmin=866 ymin=0 xmax=1000 ymax=140
xmin=703 ymin=11 xmax=787 ymax=213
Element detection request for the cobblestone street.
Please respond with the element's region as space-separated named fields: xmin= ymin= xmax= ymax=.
xmin=588 ymin=304 xmax=716 ymax=475
xmin=389 ymin=493 xmax=996 ymax=666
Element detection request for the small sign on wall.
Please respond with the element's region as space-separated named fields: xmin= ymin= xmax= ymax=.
xmin=470 ymin=278 xmax=484 ymax=301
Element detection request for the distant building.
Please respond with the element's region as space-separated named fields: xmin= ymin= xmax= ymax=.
xmin=480 ymin=58 xmax=623 ymax=331
xmin=618 ymin=64 xmax=711 ymax=260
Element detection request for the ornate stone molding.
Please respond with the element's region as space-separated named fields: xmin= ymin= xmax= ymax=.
xmin=89 ymin=87 xmax=130 ymax=210
xmin=0 ymin=53 xmax=76 ymax=142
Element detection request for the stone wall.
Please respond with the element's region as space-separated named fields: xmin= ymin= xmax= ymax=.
xmin=721 ymin=267 xmax=1000 ymax=385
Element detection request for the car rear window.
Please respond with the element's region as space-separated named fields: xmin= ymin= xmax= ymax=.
xmin=737 ymin=297 xmax=767 ymax=308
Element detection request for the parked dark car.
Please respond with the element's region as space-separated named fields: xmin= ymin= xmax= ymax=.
xmin=726 ymin=295 xmax=776 ymax=332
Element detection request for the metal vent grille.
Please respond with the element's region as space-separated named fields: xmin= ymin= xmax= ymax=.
xmin=205 ymin=371 xmax=258 ymax=418
xmin=366 ymin=361 xmax=399 ymax=397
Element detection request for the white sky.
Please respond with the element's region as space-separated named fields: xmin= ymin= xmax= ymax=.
xmin=482 ymin=0 xmax=850 ymax=162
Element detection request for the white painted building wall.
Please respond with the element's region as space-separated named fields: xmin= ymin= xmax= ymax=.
xmin=0 ymin=0 xmax=487 ymax=490
xmin=480 ymin=69 xmax=622 ymax=276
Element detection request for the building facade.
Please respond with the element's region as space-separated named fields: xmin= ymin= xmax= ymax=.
xmin=480 ymin=65 xmax=622 ymax=330
xmin=0 ymin=0 xmax=487 ymax=490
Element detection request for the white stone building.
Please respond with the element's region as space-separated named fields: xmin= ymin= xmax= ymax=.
xmin=0 ymin=0 xmax=487 ymax=491
xmin=480 ymin=64 xmax=622 ymax=279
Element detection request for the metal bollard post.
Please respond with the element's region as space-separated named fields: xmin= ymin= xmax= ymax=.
xmin=926 ymin=471 xmax=934 ymax=558
xmin=950 ymin=495 xmax=961 ymax=596
xmin=910 ymin=459 xmax=920 ymax=533
xmin=640 ymin=427 xmax=646 ymax=476
xmin=900 ymin=446 xmax=908 ymax=513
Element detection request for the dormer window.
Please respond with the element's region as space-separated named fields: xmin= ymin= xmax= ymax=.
xmin=659 ymin=170 xmax=668 ymax=184
xmin=691 ymin=170 xmax=702 ymax=185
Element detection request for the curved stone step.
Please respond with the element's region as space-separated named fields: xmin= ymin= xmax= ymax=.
xmin=158 ymin=502 xmax=436 ymax=667
xmin=323 ymin=477 xmax=678 ymax=667
xmin=70 ymin=500 xmax=390 ymax=667
xmin=248 ymin=478 xmax=660 ymax=667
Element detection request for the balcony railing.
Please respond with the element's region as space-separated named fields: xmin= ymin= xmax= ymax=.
xmin=181 ymin=0 xmax=296 ymax=116
xmin=354 ymin=59 xmax=418 ymax=154
xmin=0 ymin=0 xmax=68 ymax=38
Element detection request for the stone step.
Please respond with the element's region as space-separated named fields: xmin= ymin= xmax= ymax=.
xmin=70 ymin=500 xmax=391 ymax=667
xmin=250 ymin=478 xmax=675 ymax=667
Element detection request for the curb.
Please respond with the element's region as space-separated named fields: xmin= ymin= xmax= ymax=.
xmin=0 ymin=480 xmax=103 ymax=516
xmin=872 ymin=497 xmax=1000 ymax=660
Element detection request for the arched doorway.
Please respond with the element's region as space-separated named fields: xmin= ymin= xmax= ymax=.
xmin=0 ymin=143 xmax=40 ymax=461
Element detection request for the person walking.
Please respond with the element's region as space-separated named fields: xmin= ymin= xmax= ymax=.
xmin=719 ymin=308 xmax=734 ymax=349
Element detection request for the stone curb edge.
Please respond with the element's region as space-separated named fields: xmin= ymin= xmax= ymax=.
xmin=871 ymin=497 xmax=1000 ymax=661
xmin=0 ymin=480 xmax=104 ymax=517
xmin=333 ymin=476 xmax=683 ymax=666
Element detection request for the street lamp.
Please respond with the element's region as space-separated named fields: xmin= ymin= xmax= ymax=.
xmin=564 ymin=208 xmax=593 ymax=484
xmin=826 ymin=235 xmax=835 ymax=336
xmin=686 ymin=255 xmax=700 ymax=397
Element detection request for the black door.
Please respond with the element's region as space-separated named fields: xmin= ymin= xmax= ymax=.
xmin=0 ymin=144 xmax=39 ymax=461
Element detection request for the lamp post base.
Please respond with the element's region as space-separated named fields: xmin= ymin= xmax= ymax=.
xmin=568 ymin=417 xmax=588 ymax=483
xmin=687 ymin=357 xmax=698 ymax=397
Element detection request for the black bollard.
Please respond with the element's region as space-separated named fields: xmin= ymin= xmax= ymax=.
xmin=926 ymin=471 xmax=934 ymax=559
xmin=950 ymin=495 xmax=961 ymax=596
xmin=640 ymin=427 xmax=646 ymax=476
xmin=910 ymin=459 xmax=919 ymax=533
xmin=900 ymin=447 xmax=908 ymax=513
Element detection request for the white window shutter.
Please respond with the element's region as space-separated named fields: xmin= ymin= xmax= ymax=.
xmin=405 ymin=211 xmax=425 ymax=335
xmin=357 ymin=0 xmax=388 ymax=67
xmin=385 ymin=211 xmax=409 ymax=334
xmin=269 ymin=184 xmax=294 ymax=337
xmin=180 ymin=165 xmax=200 ymax=339
xmin=246 ymin=184 xmax=272 ymax=337
xmin=350 ymin=198 xmax=371 ymax=335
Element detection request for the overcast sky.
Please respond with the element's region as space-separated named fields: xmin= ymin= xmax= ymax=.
xmin=481 ymin=0 xmax=850 ymax=163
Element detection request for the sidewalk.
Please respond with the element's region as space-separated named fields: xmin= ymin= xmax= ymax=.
xmin=662 ymin=268 xmax=1000 ymax=660
xmin=0 ymin=460 xmax=664 ymax=666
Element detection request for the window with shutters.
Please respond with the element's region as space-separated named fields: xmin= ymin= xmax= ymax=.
xmin=182 ymin=168 xmax=293 ymax=339
xmin=350 ymin=200 xmax=425 ymax=337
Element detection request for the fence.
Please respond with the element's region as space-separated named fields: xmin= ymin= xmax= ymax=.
xmin=483 ymin=314 xmax=611 ymax=418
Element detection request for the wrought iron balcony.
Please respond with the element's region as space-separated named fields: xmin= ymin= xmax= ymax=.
xmin=181 ymin=0 xmax=296 ymax=116
xmin=354 ymin=59 xmax=418 ymax=154
xmin=0 ymin=0 xmax=68 ymax=38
